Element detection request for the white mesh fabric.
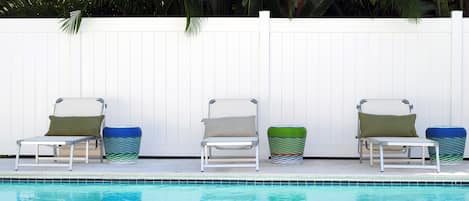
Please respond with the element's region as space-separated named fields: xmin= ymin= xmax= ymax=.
xmin=209 ymin=99 xmax=257 ymax=118
xmin=53 ymin=98 xmax=105 ymax=117
xmin=360 ymin=99 xmax=411 ymax=115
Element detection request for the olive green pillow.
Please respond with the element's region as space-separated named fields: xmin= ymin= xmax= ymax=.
xmin=46 ymin=115 xmax=105 ymax=137
xmin=358 ymin=112 xmax=417 ymax=138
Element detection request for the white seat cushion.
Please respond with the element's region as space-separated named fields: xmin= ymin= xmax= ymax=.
xmin=17 ymin=136 xmax=96 ymax=145
xmin=201 ymin=137 xmax=258 ymax=146
xmin=368 ymin=137 xmax=438 ymax=146
xmin=202 ymin=116 xmax=256 ymax=138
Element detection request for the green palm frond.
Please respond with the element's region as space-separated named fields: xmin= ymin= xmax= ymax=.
xmin=183 ymin=0 xmax=191 ymax=31
xmin=241 ymin=0 xmax=263 ymax=16
xmin=299 ymin=0 xmax=336 ymax=16
xmin=60 ymin=10 xmax=82 ymax=34
xmin=1 ymin=0 xmax=458 ymax=34
xmin=0 ymin=0 xmax=85 ymax=17
xmin=351 ymin=0 xmax=425 ymax=18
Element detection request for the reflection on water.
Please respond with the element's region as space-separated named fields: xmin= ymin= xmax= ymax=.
xmin=17 ymin=191 xmax=104 ymax=201
xmin=1 ymin=183 xmax=469 ymax=201
xmin=16 ymin=191 xmax=142 ymax=201
xmin=11 ymin=184 xmax=142 ymax=201
xmin=102 ymin=192 xmax=142 ymax=201
xmin=268 ymin=191 xmax=306 ymax=201
xmin=356 ymin=188 xmax=468 ymax=201
xmin=200 ymin=191 xmax=259 ymax=201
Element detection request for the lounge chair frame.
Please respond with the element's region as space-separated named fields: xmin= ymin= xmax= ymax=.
xmin=356 ymin=98 xmax=440 ymax=172
xmin=200 ymin=98 xmax=259 ymax=172
xmin=368 ymin=137 xmax=440 ymax=172
xmin=15 ymin=98 xmax=106 ymax=171
xmin=356 ymin=98 xmax=413 ymax=163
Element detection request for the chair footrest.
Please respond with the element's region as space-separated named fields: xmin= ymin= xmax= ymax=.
xmin=383 ymin=164 xmax=439 ymax=169
xmin=206 ymin=157 xmax=256 ymax=162
xmin=203 ymin=164 xmax=257 ymax=168
xmin=16 ymin=163 xmax=70 ymax=167
xmin=202 ymin=137 xmax=258 ymax=146
xmin=35 ymin=156 xmax=88 ymax=161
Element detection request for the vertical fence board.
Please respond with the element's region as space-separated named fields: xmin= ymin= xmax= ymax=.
xmin=462 ymin=19 xmax=469 ymax=156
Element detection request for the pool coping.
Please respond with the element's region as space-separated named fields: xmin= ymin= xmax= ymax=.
xmin=2 ymin=172 xmax=469 ymax=185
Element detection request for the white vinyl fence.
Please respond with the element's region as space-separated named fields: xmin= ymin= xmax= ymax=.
xmin=0 ymin=11 xmax=467 ymax=158
xmin=463 ymin=18 xmax=469 ymax=157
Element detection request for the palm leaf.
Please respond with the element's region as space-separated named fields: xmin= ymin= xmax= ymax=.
xmin=183 ymin=0 xmax=191 ymax=31
xmin=60 ymin=10 xmax=82 ymax=34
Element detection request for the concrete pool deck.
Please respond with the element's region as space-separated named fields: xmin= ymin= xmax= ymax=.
xmin=1 ymin=158 xmax=469 ymax=182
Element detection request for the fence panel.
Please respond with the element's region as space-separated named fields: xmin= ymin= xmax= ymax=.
xmin=79 ymin=18 xmax=261 ymax=156
xmin=0 ymin=17 xmax=467 ymax=157
xmin=269 ymin=19 xmax=453 ymax=156
xmin=0 ymin=19 xmax=80 ymax=154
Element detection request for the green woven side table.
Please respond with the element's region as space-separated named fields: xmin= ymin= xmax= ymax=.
xmin=103 ymin=125 xmax=142 ymax=164
xmin=268 ymin=126 xmax=307 ymax=164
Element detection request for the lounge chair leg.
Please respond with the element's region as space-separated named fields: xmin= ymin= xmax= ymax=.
xmin=69 ymin=144 xmax=74 ymax=171
xmin=56 ymin=146 xmax=60 ymax=161
xmin=359 ymin=140 xmax=363 ymax=164
xmin=15 ymin=143 xmax=21 ymax=171
xmin=407 ymin=147 xmax=412 ymax=164
xmin=200 ymin=146 xmax=204 ymax=172
xmin=99 ymin=139 xmax=104 ymax=163
xmin=208 ymin=147 xmax=212 ymax=158
xmin=53 ymin=145 xmax=57 ymax=162
xmin=379 ymin=144 xmax=384 ymax=172
xmin=435 ymin=145 xmax=440 ymax=173
xmin=204 ymin=146 xmax=208 ymax=165
xmin=369 ymin=142 xmax=373 ymax=166
xmin=421 ymin=146 xmax=425 ymax=165
xmin=35 ymin=145 xmax=39 ymax=164
xmin=255 ymin=145 xmax=259 ymax=171
xmin=85 ymin=140 xmax=89 ymax=164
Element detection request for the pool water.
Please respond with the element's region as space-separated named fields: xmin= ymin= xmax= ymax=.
xmin=1 ymin=183 xmax=469 ymax=201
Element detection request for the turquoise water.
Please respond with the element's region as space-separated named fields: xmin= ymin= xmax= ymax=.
xmin=1 ymin=183 xmax=469 ymax=201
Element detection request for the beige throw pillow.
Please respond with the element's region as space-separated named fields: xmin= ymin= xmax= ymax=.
xmin=202 ymin=116 xmax=257 ymax=138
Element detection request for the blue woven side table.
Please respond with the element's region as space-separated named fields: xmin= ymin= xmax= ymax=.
xmin=103 ymin=125 xmax=142 ymax=164
xmin=426 ymin=126 xmax=466 ymax=165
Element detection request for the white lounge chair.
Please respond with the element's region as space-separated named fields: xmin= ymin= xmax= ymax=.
xmin=200 ymin=98 xmax=259 ymax=172
xmin=356 ymin=98 xmax=413 ymax=163
xmin=15 ymin=98 xmax=106 ymax=171
xmin=356 ymin=98 xmax=440 ymax=172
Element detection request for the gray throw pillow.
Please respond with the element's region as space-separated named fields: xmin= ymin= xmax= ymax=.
xmin=202 ymin=116 xmax=256 ymax=138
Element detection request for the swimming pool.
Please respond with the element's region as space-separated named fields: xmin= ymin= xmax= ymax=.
xmin=1 ymin=183 xmax=469 ymax=201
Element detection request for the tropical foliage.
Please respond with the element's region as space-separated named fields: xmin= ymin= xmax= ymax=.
xmin=0 ymin=0 xmax=465 ymax=33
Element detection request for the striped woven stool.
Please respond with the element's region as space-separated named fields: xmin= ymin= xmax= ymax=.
xmin=268 ymin=126 xmax=307 ymax=164
xmin=103 ymin=125 xmax=142 ymax=164
xmin=426 ymin=126 xmax=466 ymax=165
